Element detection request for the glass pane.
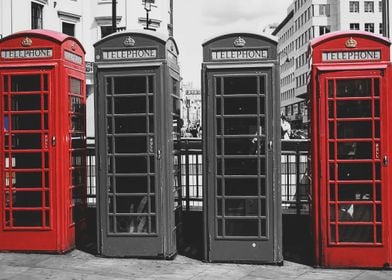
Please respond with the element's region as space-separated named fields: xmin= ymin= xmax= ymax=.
xmin=328 ymin=80 xmax=334 ymax=97
xmin=338 ymin=204 xmax=372 ymax=221
xmin=224 ymin=158 xmax=258 ymax=175
xmin=223 ymin=97 xmax=257 ymax=115
xmin=337 ymin=121 xmax=372 ymax=138
xmin=116 ymin=196 xmax=149 ymax=213
xmin=223 ymin=117 xmax=257 ymax=135
xmin=70 ymin=78 xmax=81 ymax=95
xmin=114 ymin=76 xmax=146 ymax=95
xmin=115 ymin=176 xmax=148 ymax=193
xmin=115 ymin=137 xmax=146 ymax=153
xmin=337 ymin=142 xmax=372 ymax=159
xmin=115 ymin=156 xmax=147 ymax=173
xmin=338 ymin=163 xmax=373 ymax=180
xmin=223 ymin=77 xmax=258 ymax=95
xmin=224 ymin=178 xmax=258 ymax=196
xmin=11 ymin=75 xmax=41 ymax=92
xmin=225 ymin=199 xmax=258 ymax=216
xmin=224 ymin=137 xmax=255 ymax=155
xmin=225 ymin=219 xmax=258 ymax=236
xmin=339 ymin=225 xmax=373 ymax=242
xmin=11 ymin=114 xmax=42 ymax=130
xmin=336 ymin=79 xmax=371 ymax=97
xmin=11 ymin=153 xmax=42 ymax=169
xmin=338 ymin=184 xmax=373 ymax=201
xmin=6 ymin=133 xmax=41 ymax=150
xmin=328 ymin=101 xmax=334 ymax=118
xmin=114 ymin=116 xmax=146 ymax=133
xmin=116 ymin=216 xmax=148 ymax=233
xmin=114 ymin=96 xmax=146 ymax=114
xmin=336 ymin=100 xmax=371 ymax=118
xmin=374 ymin=78 xmax=379 ymax=96
xmin=13 ymin=211 xmax=42 ymax=227
xmin=11 ymin=94 xmax=41 ymax=111
xmin=11 ymin=172 xmax=42 ymax=188
xmin=12 ymin=191 xmax=42 ymax=207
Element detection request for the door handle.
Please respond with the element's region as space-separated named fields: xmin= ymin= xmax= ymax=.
xmin=383 ymin=155 xmax=388 ymax=167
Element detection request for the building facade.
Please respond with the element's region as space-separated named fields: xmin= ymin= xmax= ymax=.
xmin=0 ymin=0 xmax=174 ymax=137
xmin=273 ymin=0 xmax=383 ymax=129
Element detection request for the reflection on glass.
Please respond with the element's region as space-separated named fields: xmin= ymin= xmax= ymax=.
xmin=337 ymin=184 xmax=373 ymax=201
xmin=223 ymin=77 xmax=257 ymax=95
xmin=338 ymin=163 xmax=373 ymax=180
xmin=225 ymin=199 xmax=258 ymax=216
xmin=336 ymin=100 xmax=371 ymax=118
xmin=336 ymin=79 xmax=371 ymax=97
xmin=339 ymin=225 xmax=373 ymax=242
xmin=338 ymin=204 xmax=372 ymax=221
xmin=223 ymin=118 xmax=258 ymax=135
xmin=337 ymin=142 xmax=372 ymax=159
xmin=337 ymin=121 xmax=372 ymax=139
xmin=225 ymin=219 xmax=258 ymax=236
xmin=223 ymin=97 xmax=257 ymax=115
xmin=114 ymin=76 xmax=146 ymax=94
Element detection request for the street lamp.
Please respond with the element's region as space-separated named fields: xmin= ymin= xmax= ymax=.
xmin=280 ymin=50 xmax=292 ymax=63
xmin=143 ymin=0 xmax=156 ymax=31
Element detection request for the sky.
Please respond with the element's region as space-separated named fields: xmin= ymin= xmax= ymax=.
xmin=173 ymin=0 xmax=293 ymax=89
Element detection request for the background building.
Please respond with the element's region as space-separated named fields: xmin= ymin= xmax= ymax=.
xmin=180 ymin=82 xmax=201 ymax=130
xmin=273 ymin=0 xmax=384 ymax=130
xmin=0 ymin=0 xmax=174 ymax=137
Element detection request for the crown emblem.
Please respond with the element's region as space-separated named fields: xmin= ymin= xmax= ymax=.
xmin=123 ymin=36 xmax=136 ymax=47
xmin=233 ymin=36 xmax=246 ymax=47
xmin=21 ymin=37 xmax=32 ymax=47
xmin=70 ymin=43 xmax=76 ymax=51
xmin=345 ymin=37 xmax=357 ymax=48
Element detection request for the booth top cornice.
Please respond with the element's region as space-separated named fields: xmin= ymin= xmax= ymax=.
xmin=202 ymin=31 xmax=278 ymax=46
xmin=0 ymin=29 xmax=85 ymax=53
xmin=94 ymin=29 xmax=178 ymax=50
xmin=311 ymin=30 xmax=391 ymax=48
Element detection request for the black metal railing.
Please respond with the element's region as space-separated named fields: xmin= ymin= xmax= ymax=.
xmin=85 ymin=138 xmax=310 ymax=214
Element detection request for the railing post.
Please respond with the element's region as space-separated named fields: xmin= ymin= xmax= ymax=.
xmin=295 ymin=141 xmax=301 ymax=215
xmin=185 ymin=140 xmax=190 ymax=212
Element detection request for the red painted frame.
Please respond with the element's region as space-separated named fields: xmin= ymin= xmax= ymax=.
xmin=310 ymin=31 xmax=392 ymax=268
xmin=0 ymin=30 xmax=86 ymax=252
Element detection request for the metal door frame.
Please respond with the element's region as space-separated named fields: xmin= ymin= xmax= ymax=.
xmin=0 ymin=67 xmax=58 ymax=251
xmin=204 ymin=66 xmax=280 ymax=263
xmin=96 ymin=66 xmax=165 ymax=257
xmin=318 ymin=69 xmax=390 ymax=267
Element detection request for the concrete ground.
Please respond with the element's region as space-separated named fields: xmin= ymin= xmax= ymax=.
xmin=1 ymin=250 xmax=392 ymax=280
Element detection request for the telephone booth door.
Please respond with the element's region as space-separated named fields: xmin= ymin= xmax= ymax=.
xmin=202 ymin=33 xmax=282 ymax=263
xmin=310 ymin=31 xmax=392 ymax=268
xmin=0 ymin=30 xmax=86 ymax=252
xmin=318 ymin=70 xmax=390 ymax=266
xmin=0 ymin=70 xmax=57 ymax=250
xmin=94 ymin=31 xmax=181 ymax=258
xmin=97 ymin=69 xmax=163 ymax=256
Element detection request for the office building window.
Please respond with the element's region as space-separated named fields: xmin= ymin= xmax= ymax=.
xmin=101 ymin=26 xmax=113 ymax=38
xmin=319 ymin=4 xmax=330 ymax=16
xmin=379 ymin=1 xmax=383 ymax=12
xmin=379 ymin=23 xmax=383 ymax=34
xmin=350 ymin=23 xmax=360 ymax=30
xmin=62 ymin=22 xmax=75 ymax=36
xmin=365 ymin=23 xmax=375 ymax=32
xmin=31 ymin=2 xmax=43 ymax=29
xmin=364 ymin=1 xmax=374 ymax=12
xmin=319 ymin=25 xmax=331 ymax=35
xmin=349 ymin=1 xmax=360 ymax=12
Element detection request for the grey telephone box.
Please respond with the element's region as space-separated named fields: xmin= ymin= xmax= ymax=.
xmin=94 ymin=31 xmax=181 ymax=258
xmin=201 ymin=32 xmax=282 ymax=263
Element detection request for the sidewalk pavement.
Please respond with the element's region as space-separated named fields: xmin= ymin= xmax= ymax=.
xmin=1 ymin=249 xmax=392 ymax=280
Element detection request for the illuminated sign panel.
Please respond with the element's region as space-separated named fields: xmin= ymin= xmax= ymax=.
xmin=102 ymin=48 xmax=157 ymax=60
xmin=322 ymin=50 xmax=381 ymax=61
xmin=211 ymin=49 xmax=268 ymax=60
xmin=1 ymin=48 xmax=53 ymax=59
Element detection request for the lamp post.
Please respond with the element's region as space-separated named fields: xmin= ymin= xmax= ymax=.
xmin=143 ymin=0 xmax=156 ymax=31
xmin=185 ymin=97 xmax=190 ymax=126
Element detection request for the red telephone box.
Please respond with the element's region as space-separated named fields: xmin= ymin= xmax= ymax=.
xmin=310 ymin=31 xmax=392 ymax=268
xmin=0 ymin=30 xmax=86 ymax=252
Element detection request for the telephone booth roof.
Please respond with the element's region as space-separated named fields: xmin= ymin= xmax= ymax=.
xmin=202 ymin=31 xmax=278 ymax=63
xmin=310 ymin=31 xmax=390 ymax=65
xmin=0 ymin=29 xmax=85 ymax=64
xmin=94 ymin=29 xmax=179 ymax=62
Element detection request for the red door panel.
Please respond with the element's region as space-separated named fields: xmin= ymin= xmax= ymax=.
xmin=0 ymin=70 xmax=58 ymax=251
xmin=318 ymin=70 xmax=390 ymax=267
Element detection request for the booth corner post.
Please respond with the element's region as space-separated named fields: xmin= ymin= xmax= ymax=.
xmin=93 ymin=30 xmax=181 ymax=258
xmin=0 ymin=29 xmax=87 ymax=253
xmin=309 ymin=30 xmax=392 ymax=268
xmin=201 ymin=32 xmax=282 ymax=264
